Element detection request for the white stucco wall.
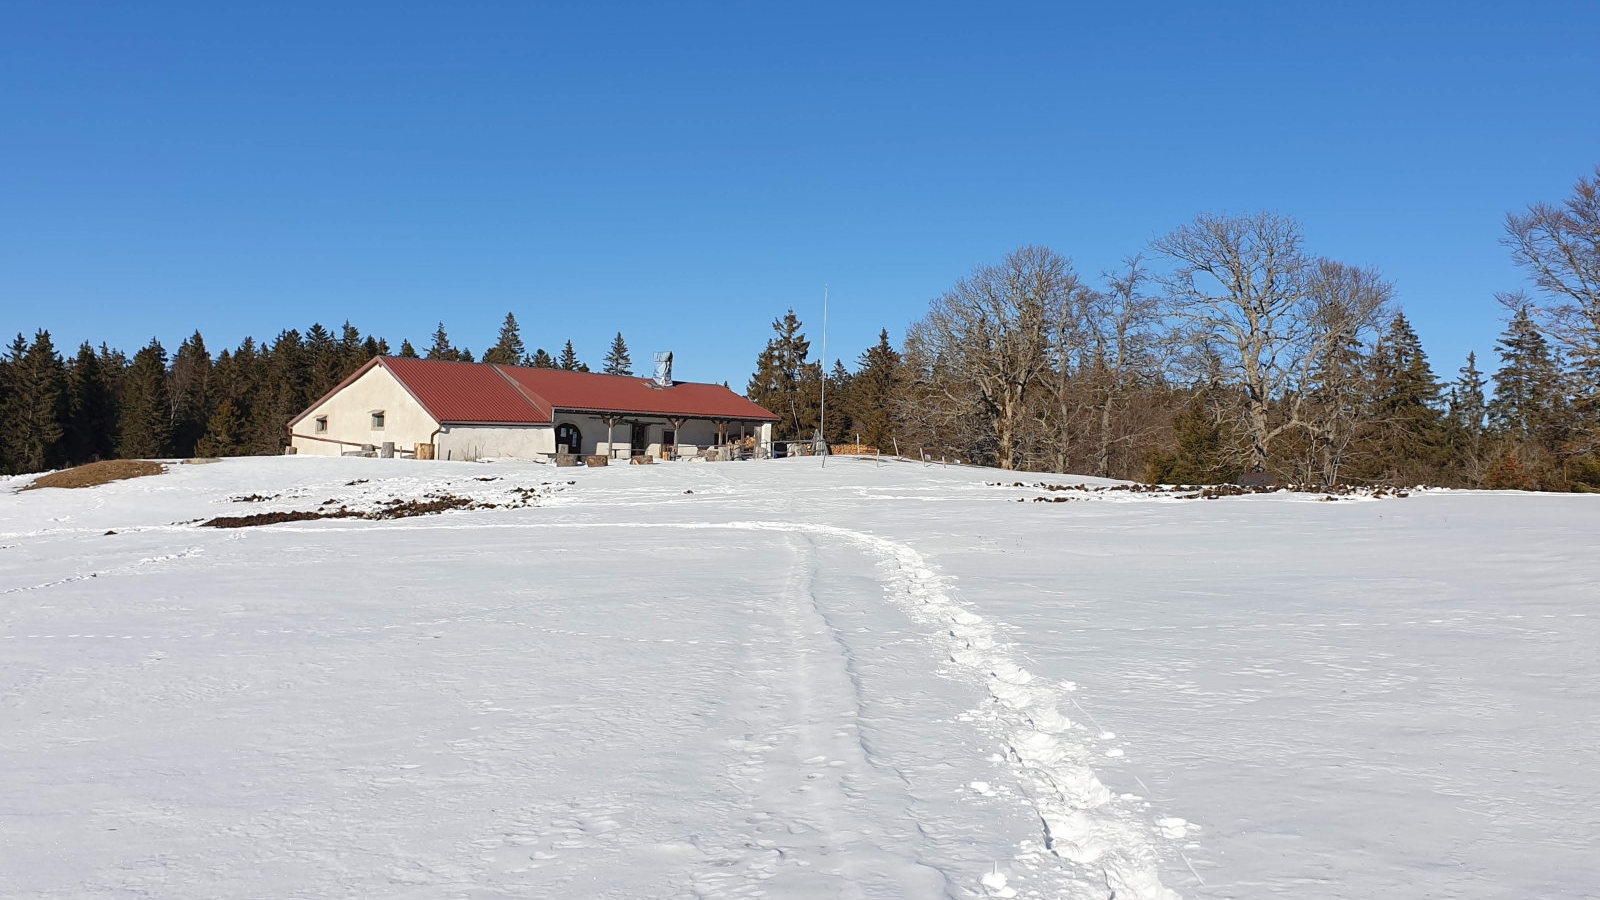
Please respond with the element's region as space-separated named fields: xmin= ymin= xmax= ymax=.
xmin=289 ymin=365 xmax=438 ymax=457
xmin=435 ymin=425 xmax=555 ymax=461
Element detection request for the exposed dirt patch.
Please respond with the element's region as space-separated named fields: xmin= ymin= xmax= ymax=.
xmin=25 ymin=460 xmax=167 ymax=491
xmin=200 ymin=492 xmax=532 ymax=529
xmin=992 ymin=479 xmax=1412 ymax=501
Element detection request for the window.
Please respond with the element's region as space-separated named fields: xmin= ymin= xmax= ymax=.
xmin=370 ymin=410 xmax=385 ymax=430
xmin=314 ymin=416 xmax=328 ymax=433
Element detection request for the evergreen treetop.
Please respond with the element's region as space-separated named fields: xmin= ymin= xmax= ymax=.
xmin=603 ymin=332 xmax=633 ymax=376
xmin=483 ymin=312 xmax=527 ymax=366
xmin=558 ymin=340 xmax=588 ymax=372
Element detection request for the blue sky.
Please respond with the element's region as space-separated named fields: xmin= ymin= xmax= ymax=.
xmin=2 ymin=2 xmax=1597 ymax=385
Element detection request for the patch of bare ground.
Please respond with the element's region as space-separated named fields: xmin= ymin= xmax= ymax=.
xmin=200 ymin=491 xmax=537 ymax=528
xmin=993 ymin=480 xmax=1412 ymax=501
xmin=25 ymin=460 xmax=167 ymax=491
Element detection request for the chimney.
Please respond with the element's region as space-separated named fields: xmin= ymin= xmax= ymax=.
xmin=653 ymin=351 xmax=673 ymax=386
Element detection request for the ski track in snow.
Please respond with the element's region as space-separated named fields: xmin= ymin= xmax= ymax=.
xmin=395 ymin=517 xmax=1183 ymax=900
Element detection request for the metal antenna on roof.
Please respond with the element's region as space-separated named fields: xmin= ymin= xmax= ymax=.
xmin=819 ymin=283 xmax=828 ymax=469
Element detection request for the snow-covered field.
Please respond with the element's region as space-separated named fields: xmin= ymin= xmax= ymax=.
xmin=2 ymin=456 xmax=1596 ymax=899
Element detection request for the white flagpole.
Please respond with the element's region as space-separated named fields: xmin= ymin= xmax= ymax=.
xmin=820 ymin=284 xmax=828 ymax=468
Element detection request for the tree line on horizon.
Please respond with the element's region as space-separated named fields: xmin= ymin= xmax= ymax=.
xmin=5 ymin=166 xmax=1596 ymax=490
xmin=747 ymin=165 xmax=1600 ymax=492
xmin=0 ymin=315 xmax=637 ymax=474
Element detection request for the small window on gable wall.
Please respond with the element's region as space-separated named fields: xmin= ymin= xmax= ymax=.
xmin=314 ymin=416 xmax=328 ymax=433
xmin=371 ymin=410 xmax=385 ymax=429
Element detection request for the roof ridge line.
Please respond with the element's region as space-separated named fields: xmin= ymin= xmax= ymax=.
xmin=489 ymin=363 xmax=554 ymax=420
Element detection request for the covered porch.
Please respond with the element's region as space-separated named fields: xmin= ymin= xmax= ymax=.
xmin=548 ymin=411 xmax=775 ymax=460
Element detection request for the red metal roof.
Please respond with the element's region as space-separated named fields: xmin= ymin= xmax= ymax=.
xmin=497 ymin=365 xmax=779 ymax=422
xmin=381 ymin=357 xmax=554 ymax=424
xmin=292 ymin=357 xmax=778 ymax=427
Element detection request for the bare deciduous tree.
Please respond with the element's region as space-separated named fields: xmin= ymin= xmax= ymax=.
xmin=1085 ymin=256 xmax=1169 ymax=477
xmin=1153 ymin=212 xmax=1389 ymax=474
xmin=1300 ymin=261 xmax=1394 ymax=484
xmin=905 ymin=246 xmax=1087 ymax=469
xmin=1504 ymin=164 xmax=1600 ymax=424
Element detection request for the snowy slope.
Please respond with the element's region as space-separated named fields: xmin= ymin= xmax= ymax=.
xmin=2 ymin=457 xmax=1596 ymax=899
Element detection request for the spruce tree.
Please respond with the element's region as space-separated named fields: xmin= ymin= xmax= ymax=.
xmin=11 ymin=331 xmax=70 ymax=472
xmin=398 ymin=339 xmax=419 ymax=359
xmin=337 ymin=322 xmax=366 ymax=372
xmin=558 ymin=340 xmax=588 ymax=372
xmin=1144 ymin=387 xmax=1236 ymax=484
xmin=529 ymin=348 xmax=556 ymax=368
xmin=118 ymin=339 xmax=174 ymax=458
xmin=1441 ymin=351 xmax=1492 ymax=485
xmin=66 ymin=342 xmax=118 ymax=464
xmin=195 ymin=399 xmax=249 ymax=457
xmin=0 ymin=334 xmax=28 ymax=473
xmin=843 ymin=329 xmax=903 ymax=450
xmin=746 ymin=310 xmax=817 ymax=440
xmin=1490 ymin=304 xmax=1566 ymax=448
xmin=169 ymin=331 xmax=213 ymax=457
xmin=1450 ymin=352 xmax=1489 ymax=434
xmin=1368 ymin=313 xmax=1444 ymax=479
xmin=251 ymin=330 xmax=308 ymax=454
xmin=1305 ymin=330 xmax=1371 ymax=485
xmin=825 ymin=359 xmax=854 ymax=443
xmin=483 ymin=313 xmax=527 ymax=366
xmin=602 ymin=332 xmax=633 ymax=376
xmin=426 ymin=323 xmax=460 ymax=362
xmin=306 ymin=323 xmax=340 ymax=394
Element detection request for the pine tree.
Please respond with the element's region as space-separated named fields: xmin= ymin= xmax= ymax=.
xmin=0 ymin=335 xmax=27 ymax=474
xmin=305 ymin=323 xmax=341 ymax=395
xmin=483 ymin=312 xmax=527 ymax=366
xmin=206 ymin=342 xmax=266 ymax=455
xmin=398 ymin=339 xmax=419 ymax=359
xmin=1368 ymin=313 xmax=1444 ymax=480
xmin=426 ymin=323 xmax=464 ymax=362
xmin=195 ymin=399 xmax=249 ymax=457
xmin=603 ymin=332 xmax=633 ymax=376
xmin=337 ymin=322 xmax=366 ymax=373
xmin=824 ymin=359 xmax=854 ymax=443
xmin=66 ymin=342 xmax=118 ymax=464
xmin=169 ymin=331 xmax=213 ymax=457
xmin=251 ymin=330 xmax=308 ymax=454
xmin=842 ymin=329 xmax=903 ymax=450
xmin=1441 ymin=351 xmax=1491 ymax=485
xmin=1450 ymin=352 xmax=1488 ymax=435
xmin=529 ymin=348 xmax=556 ymax=368
xmin=1305 ymin=330 xmax=1372 ymax=485
xmin=118 ymin=339 xmax=174 ymax=458
xmin=747 ymin=310 xmax=817 ymax=440
xmin=10 ymin=331 xmax=70 ymax=472
xmin=1144 ymin=387 xmax=1236 ymax=484
xmin=558 ymin=340 xmax=588 ymax=372
xmin=1490 ymin=303 xmax=1566 ymax=448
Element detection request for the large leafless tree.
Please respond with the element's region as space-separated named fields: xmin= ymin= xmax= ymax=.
xmin=904 ymin=246 xmax=1089 ymax=470
xmin=1505 ymin=164 xmax=1600 ymax=421
xmin=1153 ymin=212 xmax=1389 ymax=473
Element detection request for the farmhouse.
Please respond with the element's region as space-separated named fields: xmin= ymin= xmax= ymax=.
xmin=287 ymin=355 xmax=779 ymax=461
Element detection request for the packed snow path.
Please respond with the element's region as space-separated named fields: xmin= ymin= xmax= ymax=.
xmin=2 ymin=457 xmax=1597 ymax=898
